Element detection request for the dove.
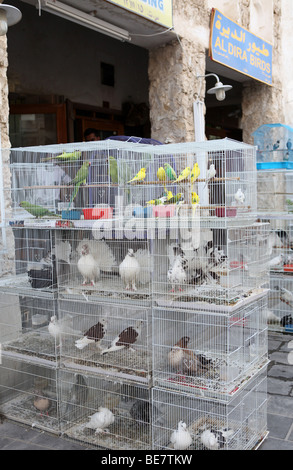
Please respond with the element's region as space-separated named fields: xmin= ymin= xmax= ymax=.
xmin=119 ymin=248 xmax=141 ymax=291
xmin=75 ymin=318 xmax=107 ymax=350
xmin=164 ymin=162 xmax=177 ymax=181
xmin=167 ymin=246 xmax=188 ymax=292
xmin=100 ymin=320 xmax=143 ymax=355
xmin=67 ymin=160 xmax=91 ymax=208
xmin=200 ymin=428 xmax=233 ymax=450
xmin=268 ymin=253 xmax=284 ymax=268
xmin=19 ymin=201 xmax=60 ymax=218
xmin=127 ymin=167 xmax=146 ymax=184
xmin=204 ymin=163 xmax=216 ymax=188
xmin=34 ymin=390 xmax=50 ymax=415
xmin=77 ymin=242 xmax=100 ymax=286
xmin=170 ymin=421 xmax=193 ymax=450
xmin=41 ymin=150 xmax=82 ymax=163
xmin=279 ymin=287 xmax=293 ymax=307
xmin=234 ymin=188 xmax=245 ymax=204
xmin=168 ymin=336 xmax=191 ymax=371
xmin=172 ymin=166 xmax=191 ymax=184
xmin=85 ymin=407 xmax=114 ymax=434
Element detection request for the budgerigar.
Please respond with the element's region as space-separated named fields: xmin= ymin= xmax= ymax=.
xmin=190 ymin=162 xmax=200 ymax=185
xmin=41 ymin=150 xmax=82 ymax=163
xmin=164 ymin=192 xmax=183 ymax=204
xmin=67 ymin=160 xmax=91 ymax=208
xmin=108 ymin=156 xmax=118 ymax=183
xmin=127 ymin=167 xmax=146 ymax=184
xmin=172 ymin=166 xmax=191 ymax=184
xmin=157 ymin=166 xmax=167 ymax=182
xmin=204 ymin=163 xmax=216 ymax=188
xmin=191 ymin=191 xmax=200 ymax=204
xmin=19 ymin=201 xmax=60 ymax=218
xmin=164 ymin=163 xmax=177 ymax=181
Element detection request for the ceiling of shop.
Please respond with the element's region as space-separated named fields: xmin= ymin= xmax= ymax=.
xmin=20 ymin=0 xmax=177 ymax=48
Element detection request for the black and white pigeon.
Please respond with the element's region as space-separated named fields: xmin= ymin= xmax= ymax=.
xmin=75 ymin=318 xmax=107 ymax=350
xmin=168 ymin=246 xmax=188 ymax=292
xmin=200 ymin=427 xmax=233 ymax=450
xmin=119 ymin=248 xmax=141 ymax=291
xmin=101 ymin=320 xmax=143 ymax=355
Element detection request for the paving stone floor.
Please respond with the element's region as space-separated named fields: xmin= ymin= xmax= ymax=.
xmin=0 ymin=332 xmax=292 ymax=451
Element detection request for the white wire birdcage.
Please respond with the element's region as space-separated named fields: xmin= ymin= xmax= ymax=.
xmin=59 ymin=369 xmax=152 ymax=450
xmin=0 ymin=355 xmax=59 ymax=433
xmin=57 ymin=299 xmax=152 ymax=382
xmin=152 ymin=367 xmax=268 ymax=450
xmin=152 ymin=292 xmax=268 ymax=400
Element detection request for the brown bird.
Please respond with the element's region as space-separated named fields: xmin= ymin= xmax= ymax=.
xmin=101 ymin=320 xmax=143 ymax=355
xmin=33 ymin=390 xmax=50 ymax=415
xmin=168 ymin=336 xmax=211 ymax=376
xmin=75 ymin=318 xmax=107 ymax=350
xmin=168 ymin=336 xmax=191 ymax=371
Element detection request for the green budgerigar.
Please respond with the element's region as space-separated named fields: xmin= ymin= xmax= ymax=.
xmin=164 ymin=163 xmax=177 ymax=181
xmin=67 ymin=160 xmax=91 ymax=208
xmin=164 ymin=192 xmax=183 ymax=204
xmin=19 ymin=201 xmax=60 ymax=218
xmin=108 ymin=156 xmax=118 ymax=183
xmin=41 ymin=150 xmax=82 ymax=163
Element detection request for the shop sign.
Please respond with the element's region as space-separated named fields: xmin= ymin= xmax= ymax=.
xmin=210 ymin=8 xmax=272 ymax=85
xmin=106 ymin=0 xmax=173 ymax=28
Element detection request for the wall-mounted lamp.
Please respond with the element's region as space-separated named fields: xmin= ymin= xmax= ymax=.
xmin=0 ymin=4 xmax=22 ymax=36
xmin=197 ymin=73 xmax=233 ymax=101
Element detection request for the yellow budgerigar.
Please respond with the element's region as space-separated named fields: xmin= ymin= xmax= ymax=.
xmin=128 ymin=168 xmax=146 ymax=184
xmin=191 ymin=163 xmax=200 ymax=183
xmin=172 ymin=166 xmax=191 ymax=184
xmin=191 ymin=191 xmax=200 ymax=204
xmin=157 ymin=166 xmax=166 ymax=182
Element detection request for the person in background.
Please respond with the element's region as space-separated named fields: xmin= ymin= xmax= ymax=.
xmin=84 ymin=128 xmax=101 ymax=142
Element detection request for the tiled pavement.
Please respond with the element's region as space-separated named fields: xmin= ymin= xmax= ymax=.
xmin=0 ymin=332 xmax=292 ymax=451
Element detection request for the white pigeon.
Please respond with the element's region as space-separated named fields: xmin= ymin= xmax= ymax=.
xmin=265 ymin=309 xmax=280 ymax=324
xmin=170 ymin=421 xmax=193 ymax=450
xmin=85 ymin=407 xmax=114 ymax=434
xmin=204 ymin=163 xmax=216 ymax=188
xmin=269 ymin=253 xmax=284 ymax=268
xmin=280 ymin=287 xmax=293 ymax=307
xmin=234 ymin=188 xmax=245 ymax=204
xmin=100 ymin=320 xmax=143 ymax=355
xmin=48 ymin=315 xmax=81 ymax=343
xmin=200 ymin=428 xmax=233 ymax=450
xmin=77 ymin=242 xmax=100 ymax=286
xmin=119 ymin=248 xmax=141 ymax=291
xmin=167 ymin=246 xmax=187 ymax=292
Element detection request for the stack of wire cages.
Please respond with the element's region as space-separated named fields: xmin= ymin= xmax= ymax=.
xmin=254 ymin=124 xmax=293 ymax=333
xmin=0 ymin=137 xmax=269 ymax=449
xmin=152 ymin=368 xmax=268 ymax=451
xmin=59 ymin=370 xmax=152 ymax=450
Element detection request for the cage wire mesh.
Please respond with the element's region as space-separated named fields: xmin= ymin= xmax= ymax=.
xmin=58 ymin=299 xmax=152 ymax=382
xmin=152 ymin=367 xmax=267 ymax=451
xmin=0 ymin=292 xmax=59 ymax=362
xmin=0 ymin=355 xmax=59 ymax=433
xmin=152 ymin=292 xmax=268 ymax=399
xmin=59 ymin=370 xmax=152 ymax=450
xmin=54 ymin=228 xmax=152 ymax=306
xmin=153 ymin=223 xmax=270 ymax=307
